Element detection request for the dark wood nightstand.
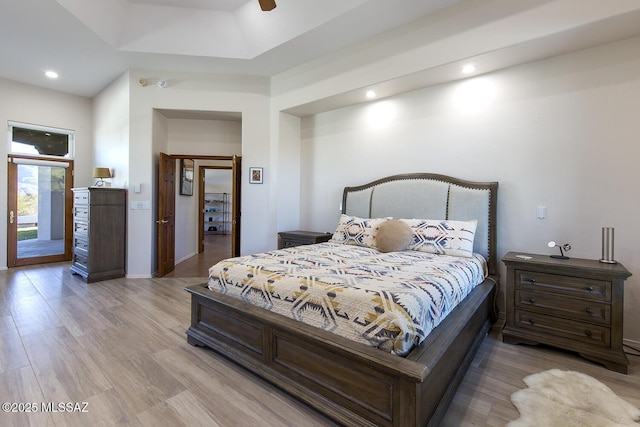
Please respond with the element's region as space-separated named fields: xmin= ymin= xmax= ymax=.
xmin=502 ymin=252 xmax=632 ymax=373
xmin=278 ymin=230 xmax=332 ymax=249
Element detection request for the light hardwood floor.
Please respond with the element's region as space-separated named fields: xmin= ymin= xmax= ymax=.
xmin=165 ymin=234 xmax=232 ymax=278
xmin=1 ymin=259 xmax=638 ymax=426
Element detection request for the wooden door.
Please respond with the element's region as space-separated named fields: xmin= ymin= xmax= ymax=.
xmin=7 ymin=156 xmax=73 ymax=267
xmin=231 ymin=155 xmax=241 ymax=257
xmin=198 ymin=167 xmax=206 ymax=254
xmin=156 ymin=152 xmax=176 ymax=276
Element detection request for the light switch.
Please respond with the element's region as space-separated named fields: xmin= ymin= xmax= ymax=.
xmin=537 ymin=206 xmax=547 ymax=219
xmin=134 ymin=183 xmax=141 ymax=193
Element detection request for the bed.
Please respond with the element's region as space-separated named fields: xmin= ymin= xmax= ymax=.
xmin=185 ymin=173 xmax=499 ymax=427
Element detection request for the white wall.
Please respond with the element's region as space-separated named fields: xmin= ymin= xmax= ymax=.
xmin=93 ymin=72 xmax=130 ymax=189
xmin=166 ymin=118 xmax=241 ymax=263
xmin=92 ymin=72 xmax=131 ymax=272
xmin=297 ymin=36 xmax=640 ymax=343
xmin=167 ymin=118 xmax=242 ymax=157
xmin=204 ymin=169 xmax=233 ymax=193
xmin=126 ymin=70 xmax=270 ymax=277
xmin=0 ymin=78 xmax=92 ymax=269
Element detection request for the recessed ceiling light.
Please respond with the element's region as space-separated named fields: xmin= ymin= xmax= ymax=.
xmin=45 ymin=70 xmax=59 ymax=79
xmin=365 ymin=90 xmax=376 ymax=99
xmin=461 ymin=64 xmax=476 ymax=74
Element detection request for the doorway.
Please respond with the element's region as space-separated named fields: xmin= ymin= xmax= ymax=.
xmin=199 ymin=166 xmax=232 ymax=262
xmin=7 ymin=155 xmax=73 ymax=267
xmin=158 ymin=154 xmax=241 ymax=278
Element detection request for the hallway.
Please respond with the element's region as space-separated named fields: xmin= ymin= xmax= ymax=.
xmin=164 ymin=233 xmax=231 ymax=278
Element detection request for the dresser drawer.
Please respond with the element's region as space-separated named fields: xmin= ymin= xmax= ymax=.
xmin=73 ymin=252 xmax=88 ymax=271
xmin=74 ymin=238 xmax=89 ymax=257
xmin=515 ymin=290 xmax=610 ymax=324
xmin=74 ymin=191 xmax=90 ymax=206
xmin=74 ymin=205 xmax=89 ymax=221
xmin=74 ymin=221 xmax=89 ymax=237
xmin=516 ymin=270 xmax=610 ymax=302
xmin=514 ymin=309 xmax=610 ymax=347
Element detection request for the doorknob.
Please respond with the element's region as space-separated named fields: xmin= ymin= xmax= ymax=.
xmin=9 ymin=210 xmax=14 ymax=224
xmin=156 ymin=219 xmax=168 ymax=224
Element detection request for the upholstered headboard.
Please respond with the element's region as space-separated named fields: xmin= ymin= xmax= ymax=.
xmin=342 ymin=173 xmax=498 ymax=276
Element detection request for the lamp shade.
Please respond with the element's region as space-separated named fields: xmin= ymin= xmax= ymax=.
xmin=93 ymin=167 xmax=111 ymax=179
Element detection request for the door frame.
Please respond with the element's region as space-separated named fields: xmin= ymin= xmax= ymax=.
xmin=157 ymin=154 xmax=241 ymax=277
xmin=7 ymin=154 xmax=74 ymax=267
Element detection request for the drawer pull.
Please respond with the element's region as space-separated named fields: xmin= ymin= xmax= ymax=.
xmin=586 ymin=286 xmax=594 ymax=291
xmin=585 ymin=330 xmax=592 ymax=337
xmin=586 ymin=307 xmax=593 ymax=314
xmin=529 ymin=278 xmax=536 ymax=284
xmin=528 ymin=318 xmax=535 ymax=325
xmin=528 ymin=298 xmax=536 ymax=304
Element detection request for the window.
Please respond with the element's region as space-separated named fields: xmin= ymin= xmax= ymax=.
xmin=8 ymin=122 xmax=74 ymax=158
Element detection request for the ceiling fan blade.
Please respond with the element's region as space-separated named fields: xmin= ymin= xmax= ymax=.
xmin=258 ymin=0 xmax=276 ymax=11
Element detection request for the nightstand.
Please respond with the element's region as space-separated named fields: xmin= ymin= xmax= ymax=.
xmin=502 ymin=252 xmax=632 ymax=373
xmin=278 ymin=230 xmax=332 ymax=249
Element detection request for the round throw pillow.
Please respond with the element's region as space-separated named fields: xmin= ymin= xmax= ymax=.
xmin=376 ymin=219 xmax=413 ymax=253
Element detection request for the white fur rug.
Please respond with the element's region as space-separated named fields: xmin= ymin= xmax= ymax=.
xmin=508 ymin=369 xmax=640 ymax=426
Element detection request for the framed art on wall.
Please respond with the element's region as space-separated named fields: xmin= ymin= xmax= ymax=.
xmin=250 ymin=167 xmax=263 ymax=184
xmin=180 ymin=159 xmax=194 ymax=195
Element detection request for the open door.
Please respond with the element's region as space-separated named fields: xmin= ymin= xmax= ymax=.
xmin=156 ymin=152 xmax=176 ymax=276
xmin=231 ymin=155 xmax=241 ymax=257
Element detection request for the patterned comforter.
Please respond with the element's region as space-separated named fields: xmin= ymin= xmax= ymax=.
xmin=207 ymin=242 xmax=487 ymax=356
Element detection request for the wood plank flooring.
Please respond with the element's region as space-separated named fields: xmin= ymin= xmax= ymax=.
xmin=1 ymin=258 xmax=638 ymax=426
xmin=165 ymin=234 xmax=232 ymax=278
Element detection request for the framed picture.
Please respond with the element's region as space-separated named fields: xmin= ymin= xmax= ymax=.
xmin=180 ymin=159 xmax=194 ymax=196
xmin=249 ymin=167 xmax=263 ymax=184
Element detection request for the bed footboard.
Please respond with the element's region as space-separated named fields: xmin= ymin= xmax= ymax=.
xmin=185 ymin=279 xmax=495 ymax=427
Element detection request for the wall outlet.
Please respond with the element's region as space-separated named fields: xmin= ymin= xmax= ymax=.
xmin=131 ymin=201 xmax=151 ymax=210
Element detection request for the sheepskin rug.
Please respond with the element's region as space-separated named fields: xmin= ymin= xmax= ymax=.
xmin=508 ymin=369 xmax=640 ymax=426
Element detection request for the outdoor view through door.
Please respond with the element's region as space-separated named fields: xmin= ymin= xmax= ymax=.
xmin=7 ymin=123 xmax=74 ymax=267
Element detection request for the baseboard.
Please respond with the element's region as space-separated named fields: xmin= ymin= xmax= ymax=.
xmin=175 ymin=252 xmax=197 ymax=265
xmin=126 ymin=274 xmax=154 ymax=279
xmin=623 ymin=338 xmax=640 ymax=354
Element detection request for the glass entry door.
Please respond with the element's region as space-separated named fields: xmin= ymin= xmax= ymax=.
xmin=7 ymin=156 xmax=73 ymax=267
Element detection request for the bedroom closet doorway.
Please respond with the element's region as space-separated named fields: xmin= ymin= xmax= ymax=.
xmin=158 ymin=154 xmax=241 ymax=278
xmin=199 ymin=166 xmax=233 ymax=261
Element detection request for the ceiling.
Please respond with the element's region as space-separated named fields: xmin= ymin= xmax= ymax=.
xmin=2 ymin=0 xmax=640 ymax=100
xmin=0 ymin=0 xmax=459 ymax=97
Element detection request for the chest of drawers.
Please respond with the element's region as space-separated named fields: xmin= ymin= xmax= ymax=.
xmin=71 ymin=187 xmax=126 ymax=283
xmin=502 ymin=252 xmax=631 ymax=373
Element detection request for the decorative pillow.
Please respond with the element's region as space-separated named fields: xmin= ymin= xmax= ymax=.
xmin=330 ymin=215 xmax=387 ymax=248
xmin=400 ymin=218 xmax=478 ymax=258
xmin=376 ymin=220 xmax=413 ymax=253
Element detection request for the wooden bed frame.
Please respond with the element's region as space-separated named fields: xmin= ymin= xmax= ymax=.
xmin=185 ymin=173 xmax=499 ymax=427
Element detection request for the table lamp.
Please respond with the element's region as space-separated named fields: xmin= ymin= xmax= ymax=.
xmin=93 ymin=167 xmax=111 ymax=187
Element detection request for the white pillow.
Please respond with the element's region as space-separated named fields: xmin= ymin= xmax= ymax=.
xmin=400 ymin=218 xmax=477 ymax=258
xmin=330 ymin=215 xmax=387 ymax=248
